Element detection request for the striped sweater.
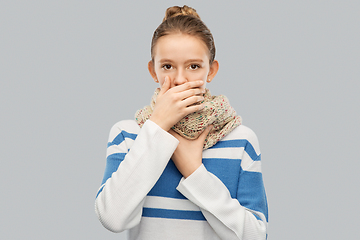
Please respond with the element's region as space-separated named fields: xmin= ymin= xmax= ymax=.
xmin=95 ymin=119 xmax=268 ymax=240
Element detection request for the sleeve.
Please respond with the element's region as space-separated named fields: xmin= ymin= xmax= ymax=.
xmin=176 ymin=129 xmax=268 ymax=240
xmin=95 ymin=120 xmax=179 ymax=233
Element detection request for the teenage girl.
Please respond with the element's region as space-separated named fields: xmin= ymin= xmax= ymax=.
xmin=95 ymin=5 xmax=268 ymax=240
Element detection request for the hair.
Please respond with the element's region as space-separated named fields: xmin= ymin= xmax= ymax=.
xmin=151 ymin=5 xmax=216 ymax=64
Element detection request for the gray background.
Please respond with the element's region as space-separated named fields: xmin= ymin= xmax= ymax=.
xmin=1 ymin=0 xmax=359 ymax=239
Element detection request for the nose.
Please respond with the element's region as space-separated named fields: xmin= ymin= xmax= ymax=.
xmin=173 ymin=69 xmax=188 ymax=86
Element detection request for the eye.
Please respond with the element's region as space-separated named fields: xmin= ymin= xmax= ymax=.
xmin=162 ymin=64 xmax=172 ymax=70
xmin=189 ymin=64 xmax=200 ymax=70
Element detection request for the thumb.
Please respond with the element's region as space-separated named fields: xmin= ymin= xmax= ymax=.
xmin=158 ymin=76 xmax=171 ymax=97
xmin=198 ymin=125 xmax=213 ymax=142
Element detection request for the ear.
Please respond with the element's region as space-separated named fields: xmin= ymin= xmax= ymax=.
xmin=207 ymin=60 xmax=219 ymax=83
xmin=148 ymin=60 xmax=158 ymax=83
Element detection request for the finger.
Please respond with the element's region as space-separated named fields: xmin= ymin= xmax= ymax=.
xmin=198 ymin=125 xmax=213 ymax=142
xmin=180 ymin=95 xmax=205 ymax=107
xmin=177 ymin=88 xmax=205 ymax=101
xmin=158 ymin=76 xmax=171 ymax=97
xmin=182 ymin=103 xmax=205 ymax=116
xmin=172 ymin=80 xmax=204 ymax=93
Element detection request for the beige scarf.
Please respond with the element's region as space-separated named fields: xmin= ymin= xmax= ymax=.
xmin=135 ymin=88 xmax=242 ymax=149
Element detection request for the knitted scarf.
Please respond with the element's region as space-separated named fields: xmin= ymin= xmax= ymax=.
xmin=135 ymin=88 xmax=242 ymax=149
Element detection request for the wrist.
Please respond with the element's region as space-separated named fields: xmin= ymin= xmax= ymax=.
xmin=181 ymin=162 xmax=202 ymax=178
xmin=149 ymin=116 xmax=171 ymax=131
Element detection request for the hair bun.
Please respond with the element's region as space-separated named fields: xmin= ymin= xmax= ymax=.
xmin=163 ymin=5 xmax=200 ymax=22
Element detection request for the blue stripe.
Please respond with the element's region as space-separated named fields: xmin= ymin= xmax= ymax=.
xmin=212 ymin=140 xmax=260 ymax=161
xmin=107 ymin=131 xmax=137 ymax=148
xmin=96 ymin=153 xmax=127 ymax=198
xmin=96 ymin=185 xmax=105 ymax=198
xmin=237 ymin=170 xmax=268 ymax=222
xmin=101 ymin=153 xmax=126 ymax=185
xmin=142 ymin=207 xmax=206 ymax=221
xmin=211 ymin=139 xmax=247 ymax=148
xmin=252 ymin=212 xmax=262 ymax=221
xmin=244 ymin=142 xmax=261 ymax=161
xmin=147 ymin=160 xmax=186 ymax=199
xmin=148 ymin=158 xmax=242 ymax=200
xmin=202 ymin=158 xmax=241 ymax=199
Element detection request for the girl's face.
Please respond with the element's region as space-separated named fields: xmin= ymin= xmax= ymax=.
xmin=148 ymin=33 xmax=219 ymax=89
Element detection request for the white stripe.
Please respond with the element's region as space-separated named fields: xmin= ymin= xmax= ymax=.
xmin=143 ymin=196 xmax=200 ymax=211
xmin=106 ymin=137 xmax=136 ymax=157
xmin=240 ymin=151 xmax=253 ymax=170
xmin=130 ymin=217 xmax=218 ymax=240
xmin=106 ymin=145 xmax=120 ymax=157
xmin=224 ymin=125 xmax=261 ymax=156
xmin=124 ymin=137 xmax=135 ymax=149
xmin=203 ymin=147 xmax=243 ymax=159
xmin=246 ymin=208 xmax=268 ymax=224
xmin=245 ymin=161 xmax=262 ymax=173
xmin=108 ymin=120 xmax=140 ymax=141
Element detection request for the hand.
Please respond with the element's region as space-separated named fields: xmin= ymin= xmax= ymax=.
xmin=149 ymin=76 xmax=206 ymax=131
xmin=169 ymin=125 xmax=213 ymax=178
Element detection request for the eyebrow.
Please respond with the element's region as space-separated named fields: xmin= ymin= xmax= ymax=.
xmin=158 ymin=59 xmax=173 ymax=64
xmin=185 ymin=59 xmax=204 ymax=64
xmin=158 ymin=59 xmax=204 ymax=64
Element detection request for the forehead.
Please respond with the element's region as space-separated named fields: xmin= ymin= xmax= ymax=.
xmin=154 ymin=33 xmax=210 ymax=62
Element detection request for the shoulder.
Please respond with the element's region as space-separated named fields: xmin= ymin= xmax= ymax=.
xmin=225 ymin=124 xmax=259 ymax=141
xmin=110 ymin=119 xmax=140 ymax=131
xmin=223 ymin=124 xmax=261 ymax=155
